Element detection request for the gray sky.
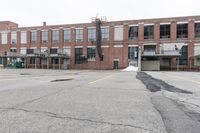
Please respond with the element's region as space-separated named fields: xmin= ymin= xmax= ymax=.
xmin=0 ymin=0 xmax=199 ymax=27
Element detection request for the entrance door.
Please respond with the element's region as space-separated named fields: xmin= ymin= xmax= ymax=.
xmin=113 ymin=60 xmax=119 ymax=69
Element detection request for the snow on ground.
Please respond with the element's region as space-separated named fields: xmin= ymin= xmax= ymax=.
xmin=122 ymin=66 xmax=138 ymax=72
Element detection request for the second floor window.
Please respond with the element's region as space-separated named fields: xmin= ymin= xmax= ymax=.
xmin=21 ymin=31 xmax=27 ymax=44
xmin=195 ymin=23 xmax=200 ymax=38
xmin=129 ymin=26 xmax=138 ymax=40
xmin=114 ymin=26 xmax=124 ymax=41
xmin=64 ymin=29 xmax=71 ymax=42
xmin=11 ymin=31 xmax=17 ymax=44
xmin=160 ymin=24 xmax=170 ymax=39
xmin=30 ymin=31 xmax=37 ymax=44
xmin=52 ymin=30 xmax=59 ymax=43
xmin=1 ymin=32 xmax=7 ymax=45
xmin=88 ymin=28 xmax=96 ymax=42
xmin=101 ymin=27 xmax=109 ymax=41
xmin=144 ymin=25 xmax=154 ymax=39
xmin=177 ymin=23 xmax=188 ymax=38
xmin=76 ymin=29 xmax=83 ymax=42
xmin=42 ymin=31 xmax=48 ymax=43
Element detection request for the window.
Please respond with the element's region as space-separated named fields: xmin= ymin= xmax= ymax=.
xmin=30 ymin=31 xmax=37 ymax=44
xmin=177 ymin=46 xmax=188 ymax=65
xmin=129 ymin=26 xmax=138 ymax=40
xmin=63 ymin=47 xmax=71 ymax=57
xmin=76 ymin=29 xmax=83 ymax=42
xmin=64 ymin=29 xmax=71 ymax=42
xmin=160 ymin=24 xmax=170 ymax=39
xmin=1 ymin=32 xmax=7 ymax=44
xmin=177 ymin=23 xmax=188 ymax=38
xmin=11 ymin=31 xmax=17 ymax=44
xmin=27 ymin=49 xmax=34 ymax=54
xmin=75 ymin=48 xmax=83 ymax=64
xmin=101 ymin=27 xmax=109 ymax=41
xmin=20 ymin=48 xmax=26 ymax=55
xmin=128 ymin=47 xmax=138 ymax=59
xmin=51 ymin=57 xmax=59 ymax=64
xmin=87 ymin=47 xmax=96 ymax=61
xmin=30 ymin=57 xmax=35 ymax=64
xmin=41 ymin=31 xmax=48 ymax=43
xmin=114 ymin=26 xmax=123 ymax=41
xmin=144 ymin=45 xmax=156 ymax=52
xmin=195 ymin=23 xmax=200 ymax=38
xmin=144 ymin=25 xmax=154 ymax=39
xmin=88 ymin=28 xmax=96 ymax=42
xmin=52 ymin=30 xmax=59 ymax=43
xmin=21 ymin=31 xmax=27 ymax=44
xmin=10 ymin=49 xmax=17 ymax=53
xmin=50 ymin=48 xmax=58 ymax=54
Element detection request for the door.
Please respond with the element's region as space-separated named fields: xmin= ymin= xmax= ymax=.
xmin=113 ymin=60 xmax=119 ymax=69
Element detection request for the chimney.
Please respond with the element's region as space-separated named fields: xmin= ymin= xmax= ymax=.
xmin=43 ymin=21 xmax=46 ymax=27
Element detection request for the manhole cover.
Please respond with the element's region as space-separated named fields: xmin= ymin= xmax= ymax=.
xmin=51 ymin=78 xmax=73 ymax=82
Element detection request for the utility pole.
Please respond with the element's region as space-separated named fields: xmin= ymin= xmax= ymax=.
xmin=138 ymin=45 xmax=142 ymax=71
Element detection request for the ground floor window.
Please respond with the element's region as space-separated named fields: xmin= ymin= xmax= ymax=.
xmin=75 ymin=48 xmax=83 ymax=64
xmin=128 ymin=47 xmax=138 ymax=60
xmin=87 ymin=47 xmax=96 ymax=61
xmin=51 ymin=58 xmax=59 ymax=64
xmin=177 ymin=46 xmax=188 ymax=65
xmin=0 ymin=58 xmax=2 ymax=64
xmin=30 ymin=58 xmax=35 ymax=64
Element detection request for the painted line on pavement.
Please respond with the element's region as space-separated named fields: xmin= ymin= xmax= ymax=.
xmin=88 ymin=74 xmax=115 ymax=85
xmin=164 ymin=73 xmax=200 ymax=85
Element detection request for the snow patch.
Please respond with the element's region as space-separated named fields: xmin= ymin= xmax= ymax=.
xmin=122 ymin=66 xmax=138 ymax=72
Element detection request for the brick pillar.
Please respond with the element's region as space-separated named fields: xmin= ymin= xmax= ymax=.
xmin=171 ymin=21 xmax=177 ymax=40
xmin=48 ymin=29 xmax=52 ymax=48
xmin=70 ymin=28 xmax=75 ymax=68
xmin=59 ymin=28 xmax=63 ymax=48
xmin=188 ymin=20 xmax=195 ymax=66
xmin=154 ymin=23 xmax=160 ymax=54
xmin=37 ymin=30 xmax=41 ymax=48
xmin=138 ymin=23 xmax=144 ymax=42
xmin=17 ymin=31 xmax=20 ymax=54
xmin=83 ymin=26 xmax=87 ymax=57
xmin=7 ymin=32 xmax=11 ymax=49
xmin=27 ymin=31 xmax=30 ymax=48
xmin=123 ymin=24 xmax=129 ymax=68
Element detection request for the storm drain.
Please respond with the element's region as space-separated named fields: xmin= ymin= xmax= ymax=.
xmin=50 ymin=78 xmax=73 ymax=82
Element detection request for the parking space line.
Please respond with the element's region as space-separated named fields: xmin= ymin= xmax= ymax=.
xmin=164 ymin=73 xmax=200 ymax=85
xmin=88 ymin=74 xmax=115 ymax=85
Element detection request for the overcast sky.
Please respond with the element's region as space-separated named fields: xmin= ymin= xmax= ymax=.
xmin=0 ymin=0 xmax=199 ymax=27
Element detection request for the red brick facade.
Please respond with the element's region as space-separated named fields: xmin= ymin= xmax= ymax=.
xmin=0 ymin=16 xmax=200 ymax=70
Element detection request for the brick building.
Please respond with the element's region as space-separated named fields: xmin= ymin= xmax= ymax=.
xmin=0 ymin=16 xmax=200 ymax=70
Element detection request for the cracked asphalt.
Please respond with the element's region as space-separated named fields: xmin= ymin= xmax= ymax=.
xmin=0 ymin=69 xmax=166 ymax=133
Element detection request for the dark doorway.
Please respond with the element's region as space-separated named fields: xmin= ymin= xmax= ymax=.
xmin=113 ymin=60 xmax=119 ymax=69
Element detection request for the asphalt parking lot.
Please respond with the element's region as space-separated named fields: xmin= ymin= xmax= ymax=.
xmin=0 ymin=69 xmax=166 ymax=133
xmin=0 ymin=69 xmax=200 ymax=133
